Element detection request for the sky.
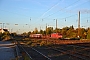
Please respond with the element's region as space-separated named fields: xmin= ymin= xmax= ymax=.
xmin=0 ymin=0 xmax=90 ymax=34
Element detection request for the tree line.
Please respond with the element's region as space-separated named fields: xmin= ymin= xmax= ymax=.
xmin=0 ymin=31 xmax=17 ymax=41
xmin=22 ymin=25 xmax=90 ymax=39
xmin=0 ymin=25 xmax=90 ymax=41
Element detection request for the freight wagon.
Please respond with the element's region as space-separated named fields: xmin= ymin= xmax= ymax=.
xmin=30 ymin=33 xmax=62 ymax=39
xmin=30 ymin=34 xmax=42 ymax=38
xmin=51 ymin=33 xmax=62 ymax=39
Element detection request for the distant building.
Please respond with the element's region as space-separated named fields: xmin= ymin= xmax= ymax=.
xmin=0 ymin=29 xmax=8 ymax=33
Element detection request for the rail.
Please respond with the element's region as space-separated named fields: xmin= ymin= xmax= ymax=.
xmin=31 ymin=47 xmax=52 ymax=60
xmin=53 ymin=46 xmax=90 ymax=60
xmin=19 ymin=45 xmax=33 ymax=60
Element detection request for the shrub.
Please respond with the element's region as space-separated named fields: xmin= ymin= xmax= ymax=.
xmin=40 ymin=41 xmax=46 ymax=46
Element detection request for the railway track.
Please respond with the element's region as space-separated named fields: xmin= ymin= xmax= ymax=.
xmin=17 ymin=40 xmax=90 ymax=60
xmin=53 ymin=47 xmax=90 ymax=60
xmin=18 ymin=44 xmax=80 ymax=60
xmin=33 ymin=44 xmax=90 ymax=60
xmin=51 ymin=44 xmax=90 ymax=60
xmin=19 ymin=45 xmax=51 ymax=60
xmin=34 ymin=46 xmax=81 ymax=60
xmin=67 ymin=44 xmax=90 ymax=49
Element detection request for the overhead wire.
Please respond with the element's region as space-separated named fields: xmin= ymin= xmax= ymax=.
xmin=39 ymin=0 xmax=90 ymax=29
xmin=42 ymin=0 xmax=90 ymax=20
xmin=42 ymin=0 xmax=80 ymax=19
xmin=32 ymin=0 xmax=62 ymax=28
xmin=41 ymin=0 xmax=90 ymax=29
xmin=0 ymin=0 xmax=90 ymax=30
xmin=40 ymin=0 xmax=62 ymax=18
xmin=59 ymin=14 xmax=78 ymax=20
xmin=38 ymin=0 xmax=80 ymax=28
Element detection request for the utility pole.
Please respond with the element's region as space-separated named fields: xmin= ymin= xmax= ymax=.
xmin=40 ymin=26 xmax=41 ymax=30
xmin=56 ymin=19 xmax=57 ymax=30
xmin=78 ymin=11 xmax=80 ymax=38
xmin=3 ymin=23 xmax=5 ymax=29
xmin=46 ymin=23 xmax=47 ymax=35
xmin=11 ymin=28 xmax=13 ymax=33
xmin=54 ymin=19 xmax=57 ymax=33
xmin=46 ymin=24 xmax=47 ymax=30
xmin=56 ymin=19 xmax=58 ymax=33
xmin=0 ymin=23 xmax=2 ymax=29
xmin=78 ymin=11 xmax=80 ymax=29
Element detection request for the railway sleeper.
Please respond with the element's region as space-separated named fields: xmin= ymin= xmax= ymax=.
xmin=52 ymin=48 xmax=89 ymax=60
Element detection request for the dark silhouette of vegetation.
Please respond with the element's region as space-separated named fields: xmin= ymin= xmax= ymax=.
xmin=0 ymin=32 xmax=11 ymax=41
xmin=0 ymin=32 xmax=18 ymax=41
xmin=87 ymin=28 xmax=90 ymax=39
